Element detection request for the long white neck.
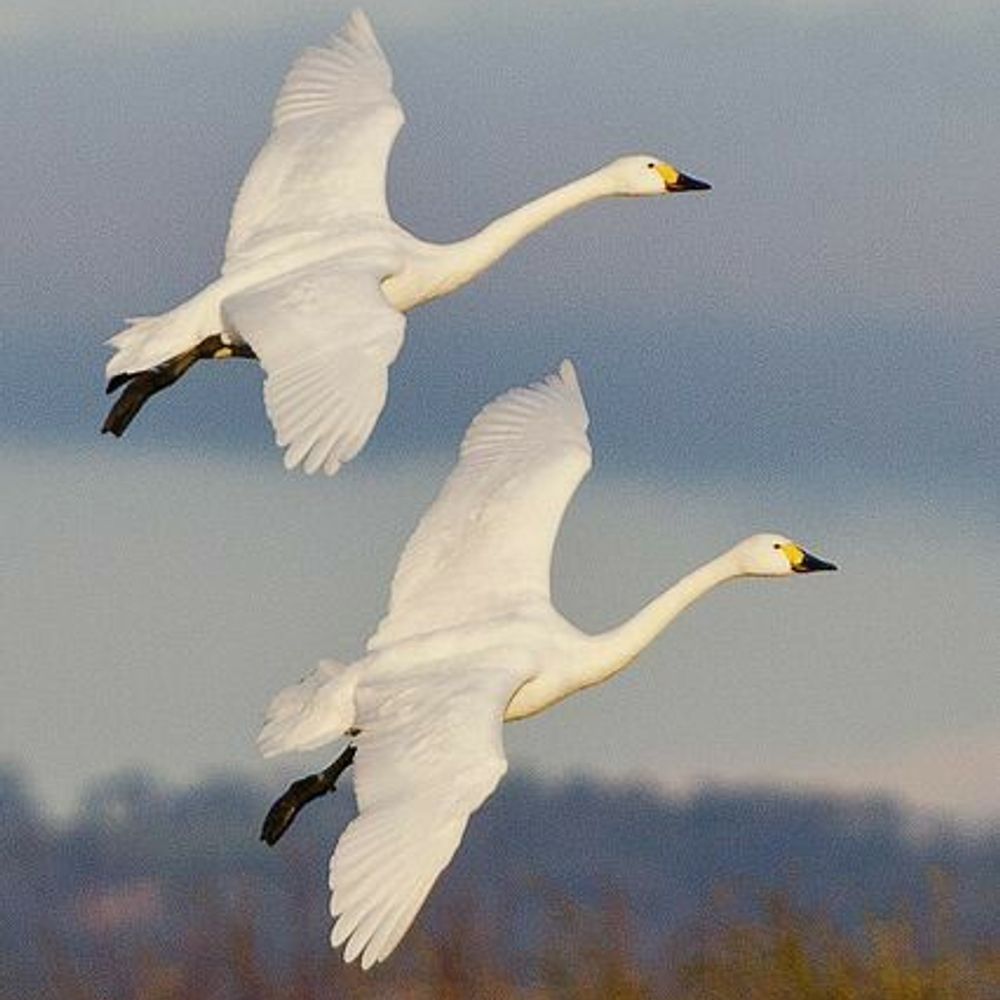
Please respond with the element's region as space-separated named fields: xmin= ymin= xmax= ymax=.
xmin=457 ymin=169 xmax=617 ymax=272
xmin=385 ymin=168 xmax=617 ymax=310
xmin=582 ymin=549 xmax=741 ymax=690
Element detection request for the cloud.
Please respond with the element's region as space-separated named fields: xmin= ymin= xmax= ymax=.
xmin=623 ymin=729 xmax=1000 ymax=825
xmin=2 ymin=0 xmax=994 ymax=48
xmin=2 ymin=0 xmax=998 ymax=496
xmin=0 ymin=0 xmax=308 ymax=46
xmin=3 ymin=0 xmax=996 ymax=827
xmin=0 ymin=0 xmax=474 ymax=47
xmin=3 ymin=442 xmax=996 ymax=821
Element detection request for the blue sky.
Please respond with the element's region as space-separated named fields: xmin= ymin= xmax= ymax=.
xmin=1 ymin=1 xmax=997 ymax=820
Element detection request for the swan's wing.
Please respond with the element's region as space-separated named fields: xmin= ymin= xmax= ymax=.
xmin=223 ymin=10 xmax=404 ymax=265
xmin=368 ymin=360 xmax=591 ymax=650
xmin=330 ymin=657 xmax=531 ymax=969
xmin=222 ymin=257 xmax=405 ymax=475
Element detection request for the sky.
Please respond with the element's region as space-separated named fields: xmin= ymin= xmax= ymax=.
xmin=1 ymin=0 xmax=997 ymax=822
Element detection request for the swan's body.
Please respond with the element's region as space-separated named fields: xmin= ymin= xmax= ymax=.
xmin=258 ymin=360 xmax=836 ymax=968
xmin=103 ymin=9 xmax=709 ymax=475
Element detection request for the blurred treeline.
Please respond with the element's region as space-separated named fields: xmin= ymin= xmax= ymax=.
xmin=2 ymin=763 xmax=998 ymax=998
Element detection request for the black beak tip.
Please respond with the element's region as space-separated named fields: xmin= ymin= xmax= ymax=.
xmin=668 ymin=173 xmax=712 ymax=192
xmin=797 ymin=553 xmax=838 ymax=573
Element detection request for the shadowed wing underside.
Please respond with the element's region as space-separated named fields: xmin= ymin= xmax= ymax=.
xmin=222 ymin=260 xmax=404 ymax=475
xmin=330 ymin=659 xmax=531 ymax=968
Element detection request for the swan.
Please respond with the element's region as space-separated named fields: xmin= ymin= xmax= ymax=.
xmin=256 ymin=360 xmax=836 ymax=968
xmin=102 ymin=9 xmax=710 ymax=475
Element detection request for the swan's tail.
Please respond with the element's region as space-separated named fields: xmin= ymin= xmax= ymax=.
xmin=103 ymin=286 xmax=251 ymax=436
xmin=105 ymin=289 xmax=221 ymax=382
xmin=257 ymin=659 xmax=357 ymax=758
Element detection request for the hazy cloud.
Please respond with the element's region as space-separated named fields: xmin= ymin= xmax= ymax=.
xmin=2 ymin=1 xmax=996 ymax=824
xmin=3 ymin=444 xmax=996 ymax=820
xmin=2 ymin=0 xmax=998 ymax=496
xmin=2 ymin=0 xmax=995 ymax=47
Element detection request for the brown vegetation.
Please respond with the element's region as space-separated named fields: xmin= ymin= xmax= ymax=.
xmin=4 ymin=769 xmax=998 ymax=999
xmin=18 ymin=884 xmax=1000 ymax=1000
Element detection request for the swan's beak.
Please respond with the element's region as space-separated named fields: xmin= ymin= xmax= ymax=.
xmin=787 ymin=545 xmax=838 ymax=574
xmin=656 ymin=165 xmax=711 ymax=192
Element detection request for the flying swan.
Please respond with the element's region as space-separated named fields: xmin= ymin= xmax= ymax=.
xmin=256 ymin=360 xmax=836 ymax=968
xmin=102 ymin=9 xmax=710 ymax=475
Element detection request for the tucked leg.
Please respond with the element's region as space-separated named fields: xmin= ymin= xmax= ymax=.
xmin=260 ymin=744 xmax=357 ymax=847
xmin=102 ymin=335 xmax=257 ymax=437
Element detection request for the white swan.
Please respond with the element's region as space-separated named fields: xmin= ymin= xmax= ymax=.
xmin=102 ymin=9 xmax=710 ymax=475
xmin=256 ymin=360 xmax=836 ymax=968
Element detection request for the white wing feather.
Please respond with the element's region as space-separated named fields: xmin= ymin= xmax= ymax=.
xmin=224 ymin=9 xmax=404 ymax=266
xmin=368 ymin=360 xmax=592 ymax=649
xmin=222 ymin=259 xmax=405 ymax=475
xmin=330 ymin=659 xmax=530 ymax=969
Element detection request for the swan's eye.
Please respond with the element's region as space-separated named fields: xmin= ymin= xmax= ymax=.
xmin=772 ymin=543 xmax=782 ymax=550
xmin=647 ymin=162 xmax=656 ymax=169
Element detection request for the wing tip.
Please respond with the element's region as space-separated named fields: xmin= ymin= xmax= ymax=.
xmin=556 ymin=358 xmax=578 ymax=390
xmin=341 ymin=8 xmax=380 ymax=51
xmin=546 ymin=356 xmax=587 ymax=421
xmin=456 ymin=357 xmax=590 ymax=465
xmin=554 ymin=358 xmax=588 ymax=428
xmin=346 ymin=7 xmax=372 ymax=29
xmin=281 ymin=444 xmax=344 ymax=477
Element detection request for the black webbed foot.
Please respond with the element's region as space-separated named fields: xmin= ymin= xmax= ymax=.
xmin=260 ymin=744 xmax=357 ymax=847
xmin=106 ymin=370 xmax=139 ymax=395
xmin=102 ymin=335 xmax=257 ymax=437
xmin=102 ymin=364 xmax=187 ymax=436
xmin=260 ymin=773 xmax=331 ymax=846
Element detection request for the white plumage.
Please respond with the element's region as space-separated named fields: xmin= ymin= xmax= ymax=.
xmin=258 ymin=360 xmax=836 ymax=968
xmin=104 ymin=10 xmax=710 ymax=474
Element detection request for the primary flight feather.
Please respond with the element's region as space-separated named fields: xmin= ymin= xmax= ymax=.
xmin=102 ymin=9 xmax=710 ymax=475
xmin=257 ymin=360 xmax=836 ymax=968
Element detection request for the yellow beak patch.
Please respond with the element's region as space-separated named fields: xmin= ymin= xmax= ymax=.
xmin=780 ymin=543 xmax=806 ymax=568
xmin=654 ymin=163 xmax=680 ymax=186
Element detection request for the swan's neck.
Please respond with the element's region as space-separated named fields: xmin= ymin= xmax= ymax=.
xmin=456 ymin=170 xmax=617 ymax=275
xmin=584 ymin=550 xmax=740 ymax=689
xmin=383 ymin=169 xmax=616 ymax=310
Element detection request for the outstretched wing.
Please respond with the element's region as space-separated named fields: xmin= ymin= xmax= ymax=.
xmin=330 ymin=658 xmax=530 ymax=968
xmin=224 ymin=9 xmax=404 ymax=266
xmin=368 ymin=360 xmax=592 ymax=649
xmin=222 ymin=257 xmax=405 ymax=476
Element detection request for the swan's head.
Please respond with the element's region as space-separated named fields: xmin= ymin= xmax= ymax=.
xmin=605 ymin=155 xmax=712 ymax=196
xmin=732 ymin=533 xmax=837 ymax=578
